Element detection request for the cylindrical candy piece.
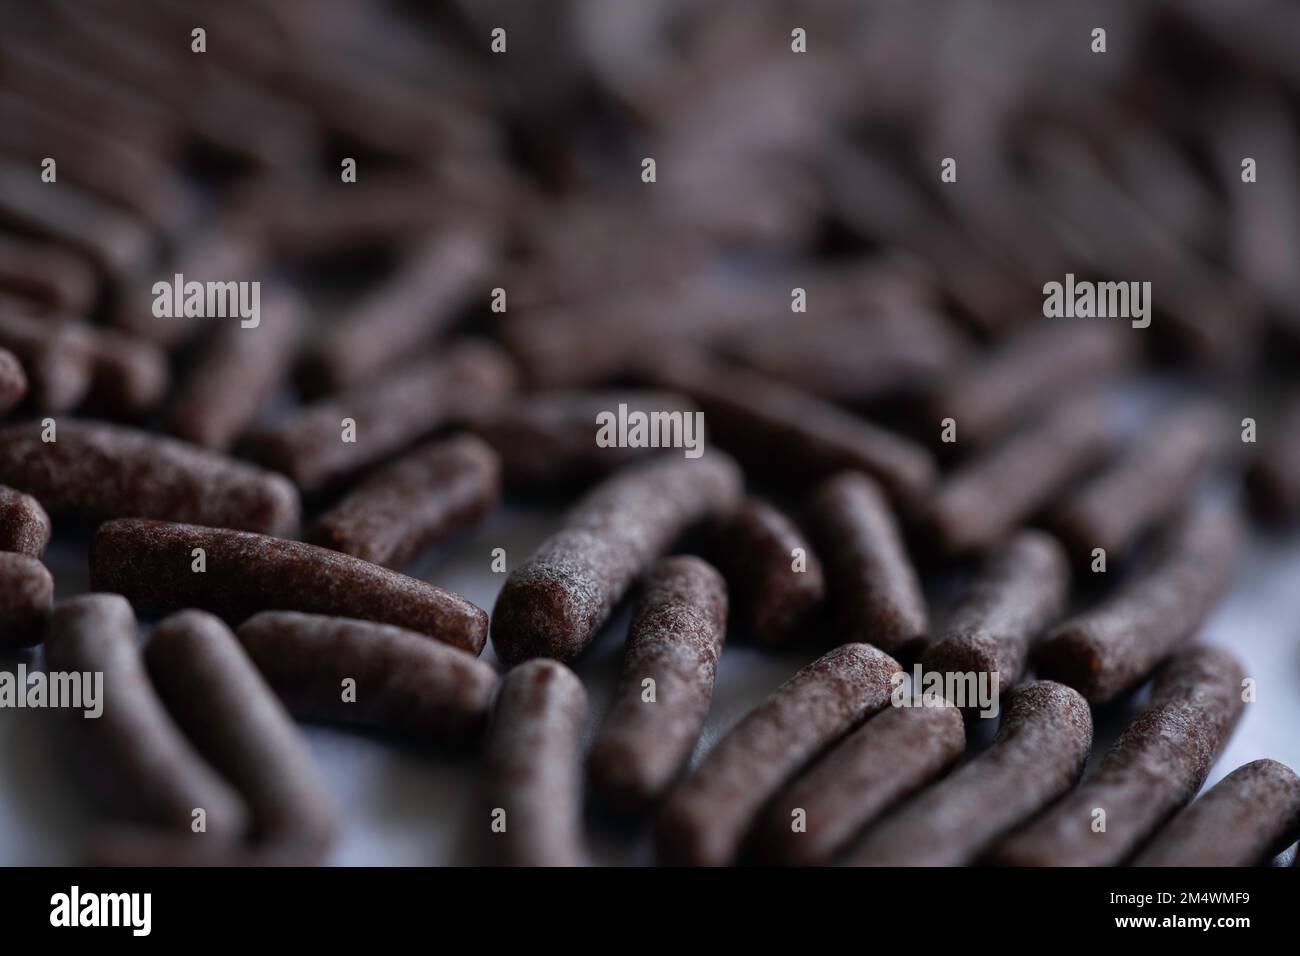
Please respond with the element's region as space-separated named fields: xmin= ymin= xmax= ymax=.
xmin=251 ymin=341 xmax=516 ymax=493
xmin=145 ymin=611 xmax=338 ymax=859
xmin=706 ymin=497 xmax=825 ymax=647
xmin=0 ymin=552 xmax=53 ymax=648
xmin=759 ymin=696 xmax=966 ymax=865
xmin=640 ymin=351 xmax=936 ymax=504
xmin=481 ymin=659 xmax=589 ymax=866
xmin=841 ymin=680 xmax=1092 ymax=866
xmin=307 ymin=434 xmax=500 ymax=568
xmin=0 ymin=307 xmax=94 ymax=411
xmin=1133 ymin=759 xmax=1300 ymax=867
xmin=469 ymin=389 xmax=701 ymax=491
xmin=0 ymin=419 xmax=300 ymax=537
xmin=925 ymin=393 xmax=1114 ymax=555
xmin=1035 ymin=503 xmax=1240 ymax=704
xmin=1051 ymin=403 xmax=1222 ymax=559
xmin=655 ymin=643 xmax=902 ymax=866
xmin=805 ymin=472 xmax=928 ymax=661
xmin=236 ymin=612 xmax=498 ymax=744
xmin=926 ymin=323 xmax=1133 ymax=446
xmin=168 ymin=287 xmax=306 ymax=450
xmin=0 ymin=484 xmax=51 ymax=557
xmin=587 ymin=556 xmax=727 ymax=814
xmin=43 ymin=595 xmax=249 ymax=839
xmin=0 ymin=347 xmax=26 ymax=414
xmin=90 ymin=519 xmax=489 ymax=655
xmin=491 ymin=452 xmax=743 ymax=666
xmin=991 ymin=645 xmax=1246 ymax=866
xmin=298 ymin=228 xmax=496 ymax=395
xmin=921 ymin=530 xmax=1070 ymax=693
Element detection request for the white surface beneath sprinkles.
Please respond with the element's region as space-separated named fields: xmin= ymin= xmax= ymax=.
xmin=2 ymin=496 xmax=1299 ymax=866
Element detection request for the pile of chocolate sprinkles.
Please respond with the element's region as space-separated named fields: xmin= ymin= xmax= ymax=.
xmin=2 ymin=0 xmax=1300 ymax=867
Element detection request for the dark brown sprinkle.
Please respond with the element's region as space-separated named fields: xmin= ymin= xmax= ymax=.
xmin=0 ymin=158 xmax=154 ymax=284
xmin=469 ymin=389 xmax=701 ymax=491
xmin=145 ymin=610 xmax=338 ymax=860
xmin=85 ymin=328 xmax=169 ymax=420
xmin=0 ymin=483 xmax=51 ymax=557
xmin=925 ymin=392 xmax=1115 ymax=556
xmin=841 ymin=680 xmax=1093 ymax=866
xmin=251 ymin=340 xmax=516 ymax=494
xmin=721 ymin=307 xmax=968 ymax=405
xmin=1051 ymin=403 xmax=1223 ymax=559
xmin=297 ymin=228 xmax=497 ymax=396
xmin=110 ymin=224 xmax=268 ymax=348
xmin=1133 ymin=759 xmax=1300 ymax=867
xmin=587 ymin=556 xmax=728 ymax=815
xmin=490 ymin=452 xmax=743 ymax=667
xmin=42 ymin=594 xmax=249 ymax=839
xmin=0 ymin=347 xmax=25 ymax=414
xmin=0 ymin=306 xmax=95 ymax=412
xmin=925 ymin=322 xmax=1134 ymax=446
xmin=308 ymin=433 xmax=500 ymax=569
xmin=1246 ymin=391 xmax=1300 ymax=524
xmin=0 ymin=419 xmax=301 ymax=537
xmin=235 ymin=611 xmax=498 ymax=745
xmin=921 ymin=530 xmax=1070 ymax=694
xmin=991 ymin=645 xmax=1246 ymax=866
xmin=706 ymin=497 xmax=825 ymax=647
xmin=0 ymin=551 xmax=53 ymax=649
xmin=758 ymin=696 xmax=965 ymax=865
xmin=1035 ymin=503 xmax=1241 ymax=705
xmin=640 ymin=350 xmax=937 ymax=505
xmin=167 ymin=287 xmax=306 ymax=450
xmin=0 ymin=233 xmax=97 ymax=314
xmin=481 ymin=659 xmax=588 ymax=867
xmin=91 ymin=519 xmax=490 ymax=655
xmin=654 ymin=643 xmax=902 ymax=867
xmin=805 ymin=471 xmax=927 ymax=661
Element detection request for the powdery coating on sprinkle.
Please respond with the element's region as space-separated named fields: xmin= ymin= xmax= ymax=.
xmin=90 ymin=519 xmax=489 ymax=655
xmin=922 ymin=529 xmax=1070 ymax=690
xmin=491 ymin=452 xmax=743 ymax=665
xmin=654 ymin=642 xmax=902 ymax=867
xmin=760 ymin=698 xmax=965 ymax=865
xmin=0 ymin=552 xmax=53 ymax=648
xmin=0 ymin=419 xmax=301 ymax=537
xmin=991 ymin=645 xmax=1245 ymax=867
xmin=1052 ymin=402 xmax=1222 ymax=559
xmin=482 ymin=659 xmax=588 ymax=866
xmin=1133 ymin=758 xmax=1300 ymax=867
xmin=43 ymin=594 xmax=249 ymax=839
xmin=145 ymin=610 xmax=338 ymax=859
xmin=806 ymin=471 xmax=927 ymax=660
xmin=926 ymin=392 xmax=1114 ymax=555
xmin=235 ymin=611 xmax=498 ymax=744
xmin=588 ymin=556 xmax=728 ymax=815
xmin=0 ymin=347 xmax=26 ymax=414
xmin=251 ymin=340 xmax=516 ymax=492
xmin=0 ymin=484 xmax=51 ymax=557
xmin=707 ymin=497 xmax=825 ymax=647
xmin=308 ymin=433 xmax=500 ymax=568
xmin=841 ymin=680 xmax=1092 ymax=867
xmin=1036 ymin=503 xmax=1241 ymax=704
